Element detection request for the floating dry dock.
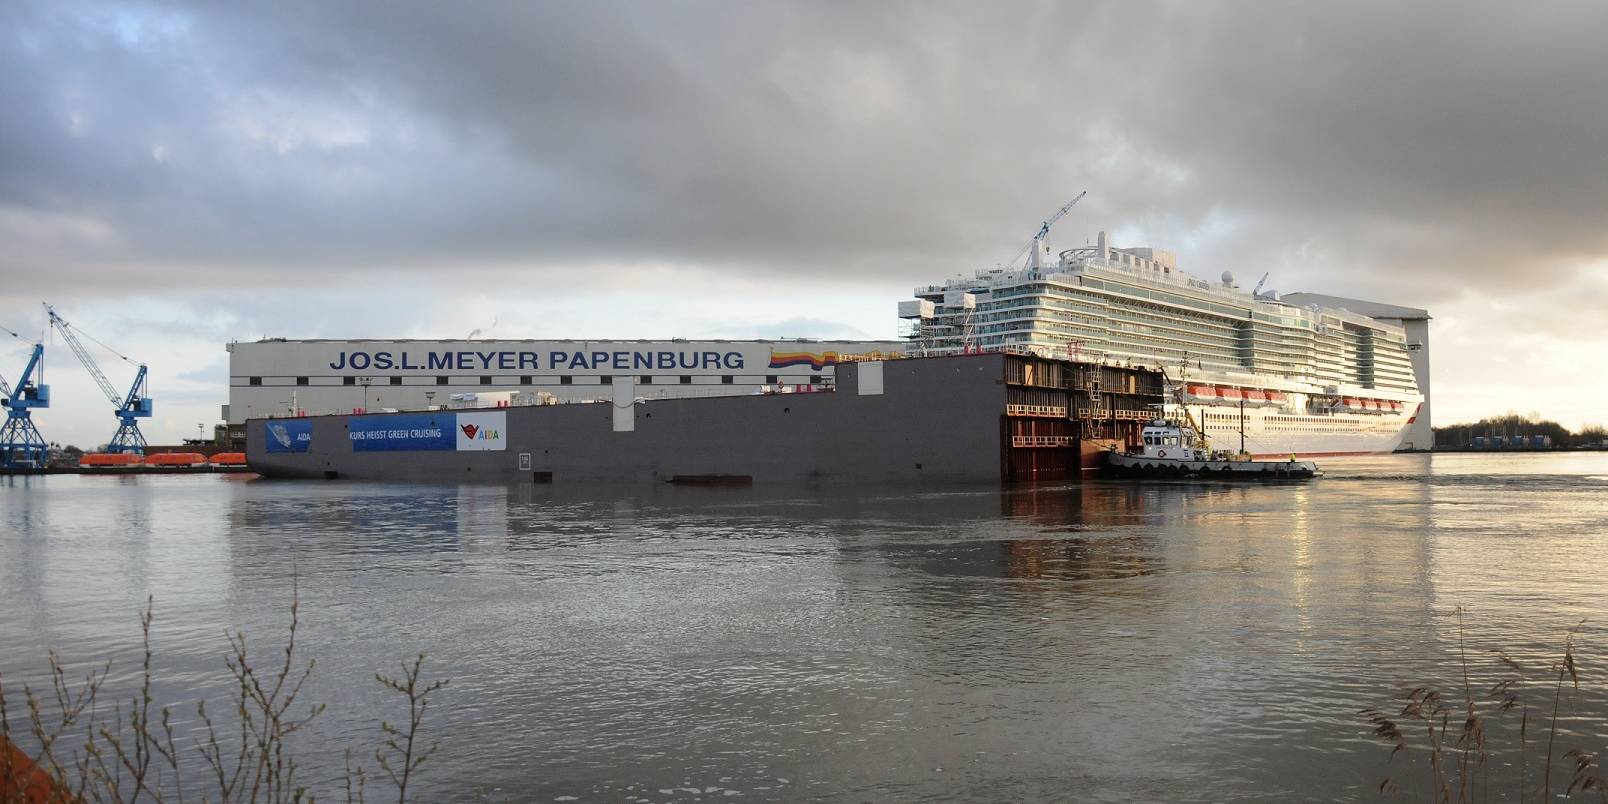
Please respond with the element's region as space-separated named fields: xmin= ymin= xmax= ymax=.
xmin=246 ymin=353 xmax=1166 ymax=484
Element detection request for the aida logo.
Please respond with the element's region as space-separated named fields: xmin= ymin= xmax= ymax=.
xmin=454 ymin=411 xmax=507 ymax=451
xmin=460 ymin=423 xmax=501 ymax=441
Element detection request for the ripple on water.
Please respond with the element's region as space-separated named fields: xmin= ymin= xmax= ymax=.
xmin=2 ymin=454 xmax=1607 ymax=801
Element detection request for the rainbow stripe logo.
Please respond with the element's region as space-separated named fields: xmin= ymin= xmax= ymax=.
xmin=767 ymin=351 xmax=839 ymax=370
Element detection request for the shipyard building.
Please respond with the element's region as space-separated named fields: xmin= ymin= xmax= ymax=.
xmin=224 ymin=339 xmax=903 ymax=424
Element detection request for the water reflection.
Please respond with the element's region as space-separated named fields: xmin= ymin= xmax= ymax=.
xmin=1 ymin=455 xmax=1606 ymax=802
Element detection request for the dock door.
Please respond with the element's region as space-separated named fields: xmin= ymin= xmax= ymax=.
xmin=1002 ymin=354 xmax=1165 ymax=482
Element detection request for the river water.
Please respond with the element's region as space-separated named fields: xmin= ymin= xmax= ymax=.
xmin=2 ymin=453 xmax=1606 ymax=802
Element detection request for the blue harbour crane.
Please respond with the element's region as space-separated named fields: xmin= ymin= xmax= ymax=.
xmin=45 ymin=304 xmax=153 ymax=454
xmin=0 ymin=323 xmax=50 ymax=469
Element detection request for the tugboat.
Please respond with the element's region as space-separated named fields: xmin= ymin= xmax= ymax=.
xmin=1106 ymin=358 xmax=1322 ymax=480
xmin=1105 ymin=418 xmax=1321 ymax=480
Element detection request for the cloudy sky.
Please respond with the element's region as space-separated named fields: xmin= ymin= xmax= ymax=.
xmin=2 ymin=1 xmax=1605 ymax=446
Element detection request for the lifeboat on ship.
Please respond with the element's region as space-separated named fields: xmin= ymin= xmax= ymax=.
xmin=1183 ymin=383 xmax=1219 ymax=403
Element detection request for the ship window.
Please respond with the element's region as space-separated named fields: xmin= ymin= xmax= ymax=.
xmin=479 ymin=375 xmax=492 ymax=385
xmin=680 ymin=376 xmax=693 ymax=385
xmin=766 ymin=375 xmax=779 ymax=384
xmin=343 ymin=376 xmax=356 ymax=386
xmin=721 ymin=375 xmax=734 ymax=385
xmin=560 ymin=376 xmax=573 ymax=385
xmin=296 ymin=376 xmax=309 ymax=386
xmin=601 ymin=376 xmax=613 ymax=385
xmin=640 ymin=376 xmax=653 ymax=385
xmin=249 ymin=376 xmax=262 ymax=386
xmin=519 ymin=376 xmax=532 ymax=385
xmin=389 ymin=377 xmax=402 ymax=386
xmin=436 ymin=376 xmax=449 ymax=385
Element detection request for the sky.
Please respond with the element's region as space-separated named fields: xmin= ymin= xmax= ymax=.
xmin=2 ymin=1 xmax=1605 ymax=447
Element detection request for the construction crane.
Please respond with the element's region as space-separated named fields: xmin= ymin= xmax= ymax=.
xmin=0 ymin=323 xmax=50 ymax=469
xmin=1251 ymin=272 xmax=1272 ymax=298
xmin=1014 ymin=191 xmax=1088 ymax=272
xmin=45 ymin=304 xmax=153 ymax=454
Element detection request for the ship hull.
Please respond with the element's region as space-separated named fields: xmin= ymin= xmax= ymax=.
xmin=1106 ymin=451 xmax=1321 ymax=479
xmin=1191 ymin=404 xmax=1416 ymax=458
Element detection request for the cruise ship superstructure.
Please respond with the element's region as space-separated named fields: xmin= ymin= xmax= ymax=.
xmin=900 ymin=227 xmax=1425 ymax=457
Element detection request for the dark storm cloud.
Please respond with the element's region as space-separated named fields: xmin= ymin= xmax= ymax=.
xmin=3 ymin=0 xmax=1607 ymax=304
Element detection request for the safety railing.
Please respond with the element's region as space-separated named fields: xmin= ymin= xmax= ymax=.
xmin=1010 ymin=435 xmax=1073 ymax=448
xmin=1004 ymin=404 xmax=1069 ymax=418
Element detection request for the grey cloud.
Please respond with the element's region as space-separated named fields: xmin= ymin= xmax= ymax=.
xmin=2 ymin=0 xmax=1607 ymax=310
xmin=709 ymin=317 xmax=874 ymax=341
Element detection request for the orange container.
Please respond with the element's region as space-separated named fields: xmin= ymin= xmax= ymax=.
xmin=79 ymin=452 xmax=142 ymax=467
xmin=209 ymin=452 xmax=248 ymax=466
xmin=144 ymin=452 xmax=207 ymax=466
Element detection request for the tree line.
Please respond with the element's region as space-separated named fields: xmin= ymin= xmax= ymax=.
xmin=1434 ymin=413 xmax=1606 ymax=448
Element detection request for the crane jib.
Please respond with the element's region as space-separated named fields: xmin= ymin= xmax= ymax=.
xmin=44 ymin=304 xmax=152 ymax=454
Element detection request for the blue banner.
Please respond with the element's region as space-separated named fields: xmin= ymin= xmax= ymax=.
xmin=264 ymin=419 xmax=312 ymax=453
xmin=349 ymin=413 xmax=456 ymax=452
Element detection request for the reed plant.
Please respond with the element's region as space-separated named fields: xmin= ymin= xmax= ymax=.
xmin=1362 ymin=608 xmax=1604 ymax=801
xmin=0 ymin=592 xmax=447 ymax=803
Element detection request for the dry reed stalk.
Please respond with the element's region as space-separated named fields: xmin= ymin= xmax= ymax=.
xmin=0 ymin=592 xmax=449 ymax=804
xmin=1365 ymin=613 xmax=1604 ymax=803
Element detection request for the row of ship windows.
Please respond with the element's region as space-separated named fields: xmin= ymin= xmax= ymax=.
xmin=244 ymin=374 xmax=816 ymax=387
xmin=1068 ymin=278 xmax=1255 ymax=319
xmin=990 ymin=316 xmax=1242 ymax=347
xmin=988 ymin=280 xmax=1408 ymax=343
xmin=969 ymin=332 xmax=1414 ymax=390
xmin=1202 ymin=412 xmax=1363 ymax=431
xmin=999 ymin=333 xmax=1410 ymax=388
xmin=975 ymin=300 xmax=1411 ymax=357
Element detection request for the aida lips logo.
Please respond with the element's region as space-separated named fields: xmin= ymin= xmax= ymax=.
xmin=460 ymin=423 xmax=479 ymax=440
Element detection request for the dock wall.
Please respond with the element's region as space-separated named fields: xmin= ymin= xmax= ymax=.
xmin=248 ymin=354 xmax=1010 ymax=484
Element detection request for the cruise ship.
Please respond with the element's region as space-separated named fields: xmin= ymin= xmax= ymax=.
xmin=900 ymin=225 xmax=1426 ymax=457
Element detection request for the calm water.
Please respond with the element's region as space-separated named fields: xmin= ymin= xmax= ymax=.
xmin=3 ymin=453 xmax=1607 ymax=802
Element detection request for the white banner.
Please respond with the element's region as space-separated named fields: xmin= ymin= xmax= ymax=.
xmin=455 ymin=411 xmax=507 ymax=451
